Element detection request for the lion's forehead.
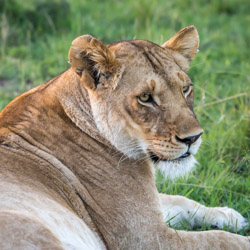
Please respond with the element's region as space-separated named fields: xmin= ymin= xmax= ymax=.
xmin=111 ymin=42 xmax=189 ymax=92
xmin=112 ymin=40 xmax=177 ymax=69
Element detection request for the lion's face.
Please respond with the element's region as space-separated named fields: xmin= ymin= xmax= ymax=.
xmin=68 ymin=26 xmax=203 ymax=179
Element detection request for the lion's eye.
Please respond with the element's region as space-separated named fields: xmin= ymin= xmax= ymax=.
xmin=183 ymin=86 xmax=190 ymax=95
xmin=139 ymin=93 xmax=152 ymax=103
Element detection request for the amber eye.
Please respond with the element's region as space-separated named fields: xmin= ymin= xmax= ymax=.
xmin=183 ymin=86 xmax=190 ymax=95
xmin=139 ymin=93 xmax=152 ymax=103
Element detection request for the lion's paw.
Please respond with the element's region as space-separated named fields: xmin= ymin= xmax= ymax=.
xmin=210 ymin=207 xmax=248 ymax=232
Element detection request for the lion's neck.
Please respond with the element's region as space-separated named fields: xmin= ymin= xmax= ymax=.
xmin=58 ymin=69 xmax=111 ymax=148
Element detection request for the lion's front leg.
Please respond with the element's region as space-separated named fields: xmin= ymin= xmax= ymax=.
xmin=159 ymin=193 xmax=248 ymax=232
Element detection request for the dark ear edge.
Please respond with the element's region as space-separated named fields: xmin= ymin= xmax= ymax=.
xmin=78 ymin=50 xmax=101 ymax=87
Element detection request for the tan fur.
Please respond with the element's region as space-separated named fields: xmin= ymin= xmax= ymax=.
xmin=0 ymin=26 xmax=249 ymax=249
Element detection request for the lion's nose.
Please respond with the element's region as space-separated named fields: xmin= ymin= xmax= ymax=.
xmin=175 ymin=132 xmax=203 ymax=146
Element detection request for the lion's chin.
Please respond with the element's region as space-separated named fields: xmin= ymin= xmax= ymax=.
xmin=156 ymin=155 xmax=197 ymax=180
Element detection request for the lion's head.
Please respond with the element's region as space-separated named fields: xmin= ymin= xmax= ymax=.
xmin=68 ymin=26 xmax=203 ymax=179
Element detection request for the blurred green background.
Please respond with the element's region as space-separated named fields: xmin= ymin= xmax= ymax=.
xmin=0 ymin=0 xmax=249 ymax=234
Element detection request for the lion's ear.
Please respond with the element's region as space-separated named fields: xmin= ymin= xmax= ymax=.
xmin=68 ymin=35 xmax=121 ymax=90
xmin=162 ymin=26 xmax=199 ymax=71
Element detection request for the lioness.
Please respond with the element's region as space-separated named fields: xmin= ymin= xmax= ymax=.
xmin=0 ymin=26 xmax=248 ymax=249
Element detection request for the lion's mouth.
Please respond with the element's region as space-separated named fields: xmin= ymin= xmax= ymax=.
xmin=148 ymin=150 xmax=191 ymax=163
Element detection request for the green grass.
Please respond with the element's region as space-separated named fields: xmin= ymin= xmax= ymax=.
xmin=0 ymin=0 xmax=249 ymax=235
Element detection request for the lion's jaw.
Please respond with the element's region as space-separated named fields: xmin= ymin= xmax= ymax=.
xmin=89 ymin=96 xmax=146 ymax=160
